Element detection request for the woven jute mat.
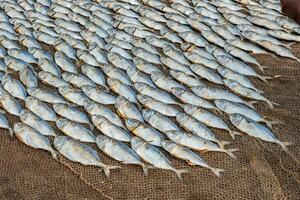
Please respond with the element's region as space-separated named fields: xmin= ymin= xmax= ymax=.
xmin=0 ymin=44 xmax=300 ymax=200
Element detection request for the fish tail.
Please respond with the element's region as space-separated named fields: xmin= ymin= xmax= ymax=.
xmin=141 ymin=163 xmax=152 ymax=176
xmin=173 ymin=168 xmax=188 ymax=180
xmin=263 ymin=119 xmax=285 ymax=129
xmin=266 ymin=100 xmax=279 ymax=109
xmin=218 ymin=140 xmax=231 ymax=149
xmin=246 ymin=101 xmax=257 ymax=109
xmin=268 ymin=53 xmax=278 ymax=58
xmin=228 ymin=130 xmax=242 ymax=140
xmin=0 ymin=109 xmax=6 ymax=114
xmin=277 ymin=141 xmax=294 ymax=153
xmin=225 ymin=148 xmax=239 ymax=159
xmin=210 ymin=167 xmax=224 ymax=177
xmin=51 ymin=150 xmax=58 ymax=160
xmin=288 ymin=42 xmax=296 ymax=47
xmin=258 ymin=65 xmax=268 ymax=72
xmin=257 ymin=75 xmax=272 ymax=83
xmin=294 ymin=56 xmax=300 ymax=64
xmin=102 ymin=165 xmax=121 ymax=178
xmin=8 ymin=128 xmax=14 ymax=138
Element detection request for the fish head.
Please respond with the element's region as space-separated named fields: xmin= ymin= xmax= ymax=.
xmin=216 ymin=66 xmax=228 ymax=76
xmin=224 ymin=79 xmax=238 ymax=89
xmin=150 ymin=71 xmax=163 ymax=82
xmin=106 ymin=28 xmax=117 ymax=36
xmin=169 ymin=70 xmax=181 ymax=79
xmin=76 ymin=49 xmax=86 ymax=58
xmin=180 ymin=43 xmax=192 ymax=51
xmin=124 ymin=27 xmax=135 ymax=34
xmin=126 ymin=66 xmax=137 ymax=78
xmin=205 ymin=44 xmax=217 ymax=53
xmin=175 ymin=112 xmax=188 ymax=123
xmin=160 ymin=28 xmax=169 ymax=36
xmin=214 ymin=100 xmax=228 ymax=111
xmin=104 ymin=36 xmax=113 ymax=44
xmin=142 ymin=109 xmax=155 ymax=122
xmin=56 ymin=117 xmax=70 ymax=129
xmin=170 ymin=87 xmax=185 ymax=97
xmin=81 ymin=85 xmax=94 ymax=95
xmin=136 ymin=94 xmax=152 ymax=104
xmin=133 ymin=57 xmax=145 ymax=67
xmin=125 ymin=118 xmax=141 ymax=131
xmin=83 ymin=99 xmax=97 ymax=111
xmin=130 ymin=136 xmax=144 ymax=150
xmin=216 ymin=55 xmax=229 ymax=65
xmin=165 ymin=130 xmax=183 ymax=142
xmin=191 ymin=85 xmax=206 ymax=97
xmin=112 ymin=20 xmax=122 ymax=28
xmin=131 ymin=47 xmax=143 ymax=56
xmin=115 ymin=95 xmax=128 ymax=108
xmin=58 ymin=86 xmax=73 ymax=94
xmin=134 ymin=81 xmax=149 ymax=92
xmin=107 ymin=78 xmax=120 ymax=88
xmin=107 ymin=52 xmax=118 ymax=61
xmin=13 ymin=122 xmax=28 ymax=134
xmin=95 ymin=134 xmax=111 ymax=149
xmin=161 ymin=140 xmax=177 ymax=151
xmin=145 ymin=35 xmax=157 ymax=44
xmin=53 ymin=136 xmax=70 ymax=151
xmin=54 ymin=38 xmax=64 ymax=47
xmin=91 ymin=114 xmax=107 ymax=126
xmin=182 ymin=104 xmax=198 ymax=115
xmin=131 ymin=37 xmax=143 ymax=46
xmin=27 ymin=47 xmax=38 ymax=55
xmin=240 ymin=31 xmax=253 ymax=39
xmin=229 ymin=113 xmax=244 ymax=126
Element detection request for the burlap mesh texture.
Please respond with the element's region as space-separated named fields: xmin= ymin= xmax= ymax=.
xmin=0 ymin=44 xmax=300 ymax=199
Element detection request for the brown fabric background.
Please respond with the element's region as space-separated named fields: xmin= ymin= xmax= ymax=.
xmin=0 ymin=45 xmax=300 ymax=200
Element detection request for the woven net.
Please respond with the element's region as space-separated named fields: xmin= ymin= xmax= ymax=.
xmin=0 ymin=43 xmax=299 ymax=199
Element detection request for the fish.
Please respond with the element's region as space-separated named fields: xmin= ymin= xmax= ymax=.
xmin=27 ymin=87 xmax=68 ymax=104
xmin=132 ymin=47 xmax=161 ymax=65
xmin=81 ymin=64 xmax=108 ymax=89
xmin=53 ymin=103 xmax=93 ymax=129
xmin=115 ymin=96 xmax=144 ymax=122
xmin=107 ymin=78 xmax=138 ymax=104
xmin=134 ymin=82 xmax=180 ymax=105
xmin=56 ymin=118 xmax=95 ymax=143
xmin=25 ymin=96 xmax=57 ymax=122
xmin=0 ymin=91 xmax=22 ymax=116
xmin=19 ymin=34 xmax=42 ymax=49
xmin=89 ymin=42 xmax=108 ymax=64
xmin=7 ymin=48 xmax=37 ymax=64
xmin=2 ymin=74 xmax=27 ymax=100
xmin=131 ymin=136 xmax=187 ymax=179
xmin=142 ymin=109 xmax=180 ymax=132
xmin=58 ymin=86 xmax=89 ymax=107
xmin=0 ymin=110 xmax=13 ymax=137
xmin=54 ymin=51 xmax=77 ymax=73
xmin=161 ymin=140 xmax=224 ymax=177
xmin=28 ymin=47 xmax=53 ymax=61
xmin=176 ymin=112 xmax=228 ymax=148
xmin=160 ymin=56 xmax=196 ymax=77
xmin=133 ymin=57 xmax=161 ymax=75
xmin=125 ymin=118 xmax=164 ymax=147
xmin=169 ymin=70 xmax=205 ymax=87
xmin=214 ymin=99 xmax=281 ymax=129
xmin=151 ymin=71 xmax=185 ymax=92
xmin=184 ymin=51 xmax=220 ymax=70
xmin=92 ymin=115 xmax=131 ymax=142
xmin=137 ymin=94 xmax=179 ymax=117
xmin=105 ymin=36 xmax=133 ymax=50
xmin=183 ymin=104 xmax=241 ymax=139
xmin=38 ymin=71 xmax=70 ymax=88
xmin=230 ymin=114 xmax=292 ymax=153
xmin=14 ymin=122 xmax=57 ymax=159
xmin=103 ymin=65 xmax=132 ymax=86
xmin=37 ymin=59 xmax=61 ymax=77
xmin=126 ymin=67 xmax=156 ymax=87
xmin=190 ymin=64 xmax=224 ymax=85
xmin=96 ymin=134 xmax=150 ymax=175
xmin=54 ymin=136 xmax=120 ymax=177
xmin=165 ymin=130 xmax=237 ymax=159
xmin=20 ymin=109 xmax=56 ymax=137
xmin=62 ymin=72 xmax=96 ymax=88
xmin=81 ymin=30 xmax=105 ymax=48
xmin=81 ymin=86 xmax=116 ymax=105
xmin=19 ymin=66 xmax=38 ymax=88
xmin=107 ymin=52 xmax=135 ymax=71
xmin=84 ymin=100 xmax=125 ymax=129
xmin=163 ymin=44 xmax=190 ymax=65
xmin=54 ymin=39 xmax=77 ymax=60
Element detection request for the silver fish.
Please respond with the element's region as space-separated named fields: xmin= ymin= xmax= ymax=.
xmin=169 ymin=70 xmax=205 ymax=88
xmin=0 ymin=110 xmax=13 ymax=136
xmin=7 ymin=48 xmax=37 ymax=64
xmin=131 ymin=136 xmax=187 ymax=180
xmin=37 ymin=59 xmax=61 ymax=77
xmin=81 ymin=64 xmax=107 ymax=89
xmin=151 ymin=71 xmax=185 ymax=92
xmin=81 ymin=86 xmax=116 ymax=105
xmin=190 ymin=64 xmax=223 ymax=85
xmin=92 ymin=115 xmax=131 ymax=142
xmin=107 ymin=78 xmax=137 ymax=104
xmin=54 ymin=136 xmax=120 ymax=177
xmin=103 ymin=65 xmax=132 ymax=86
xmin=58 ymin=86 xmax=89 ymax=106
xmin=56 ymin=118 xmax=95 ymax=143
xmin=14 ymin=122 xmax=57 ymax=159
xmin=20 ymin=109 xmax=56 ymax=137
xmin=133 ymin=57 xmax=161 ymax=75
xmin=19 ymin=66 xmax=38 ymax=88
xmin=25 ymin=96 xmax=57 ymax=122
xmin=142 ymin=109 xmax=180 ymax=132
xmin=126 ymin=67 xmax=156 ymax=87
xmin=115 ymin=96 xmax=144 ymax=122
xmin=62 ymin=72 xmax=96 ymax=88
xmin=38 ymin=71 xmax=70 ymax=88
xmin=0 ymin=91 xmax=22 ymax=116
xmin=2 ymin=74 xmax=27 ymax=100
xmin=54 ymin=51 xmax=77 ymax=73
xmin=27 ymin=87 xmax=67 ymax=104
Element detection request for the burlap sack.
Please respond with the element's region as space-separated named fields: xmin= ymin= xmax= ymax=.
xmin=0 ymin=44 xmax=300 ymax=200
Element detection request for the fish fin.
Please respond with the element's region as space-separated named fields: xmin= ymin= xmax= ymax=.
xmin=246 ymin=101 xmax=257 ymax=110
xmin=218 ymin=140 xmax=231 ymax=149
xmin=187 ymin=161 xmax=197 ymax=166
xmin=225 ymin=148 xmax=239 ymax=159
xmin=293 ymin=56 xmax=300 ymax=64
xmin=263 ymin=119 xmax=285 ymax=129
xmin=141 ymin=163 xmax=153 ymax=176
xmin=51 ymin=150 xmax=58 ymax=160
xmin=9 ymin=128 xmax=14 ymax=138
xmin=173 ymin=168 xmax=188 ymax=180
xmin=258 ymin=65 xmax=268 ymax=72
xmin=257 ymin=75 xmax=272 ymax=83
xmin=211 ymin=167 xmax=224 ymax=177
xmin=228 ymin=130 xmax=242 ymax=140
xmin=277 ymin=141 xmax=294 ymax=153
xmin=273 ymin=75 xmax=282 ymax=79
xmin=102 ymin=165 xmax=121 ymax=178
xmin=266 ymin=101 xmax=279 ymax=109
